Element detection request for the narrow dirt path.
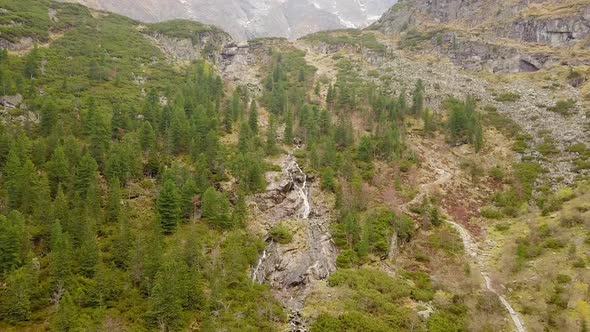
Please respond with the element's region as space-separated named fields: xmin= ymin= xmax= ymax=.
xmin=407 ymin=163 xmax=526 ymax=332
xmin=447 ymin=220 xmax=526 ymax=332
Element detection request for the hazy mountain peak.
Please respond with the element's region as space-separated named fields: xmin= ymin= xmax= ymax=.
xmin=60 ymin=0 xmax=397 ymax=40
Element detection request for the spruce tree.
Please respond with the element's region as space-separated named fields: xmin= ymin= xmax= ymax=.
xmin=248 ymin=100 xmax=258 ymax=134
xmin=157 ymin=180 xmax=181 ymax=234
xmin=112 ymin=211 xmax=131 ymax=268
xmin=19 ymin=159 xmax=36 ymax=214
xmin=411 ymin=79 xmax=424 ymax=116
xmin=202 ymin=187 xmax=232 ymax=229
xmin=1 ymin=267 xmax=33 ymax=322
xmin=48 ymin=145 xmax=69 ymax=192
xmin=265 ymin=115 xmax=278 ymax=156
xmin=33 ymin=173 xmax=52 ymax=228
xmin=4 ymin=147 xmax=22 ymax=210
xmin=0 ymin=213 xmax=25 ymax=274
xmin=53 ymin=291 xmax=79 ymax=331
xmin=148 ymin=262 xmax=183 ymax=331
xmin=107 ymin=178 xmax=121 ymax=223
xmin=74 ymin=153 xmax=98 ymax=199
xmin=139 ymin=122 xmax=156 ymax=153
xmin=40 ymin=99 xmax=58 ymax=136
xmin=50 ymin=221 xmax=71 ymax=287
xmin=79 ymin=220 xmax=98 ymax=278
xmin=284 ymin=110 xmax=294 ymax=146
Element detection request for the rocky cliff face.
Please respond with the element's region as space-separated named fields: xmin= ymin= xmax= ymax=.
xmin=60 ymin=0 xmax=396 ymax=40
xmin=146 ymin=29 xmax=233 ymax=65
xmin=372 ymin=0 xmax=590 ymax=72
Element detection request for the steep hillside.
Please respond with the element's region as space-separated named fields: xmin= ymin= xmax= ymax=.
xmin=58 ymin=0 xmax=397 ymax=40
xmin=372 ymin=0 xmax=590 ymax=72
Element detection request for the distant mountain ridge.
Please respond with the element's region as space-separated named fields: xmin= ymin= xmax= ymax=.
xmin=59 ymin=0 xmax=397 ymax=40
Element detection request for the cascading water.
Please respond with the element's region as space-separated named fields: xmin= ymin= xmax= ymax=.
xmin=251 ymin=153 xmax=312 ymax=284
xmin=289 ymin=155 xmax=311 ymax=219
xmin=251 ymin=239 xmax=273 ymax=283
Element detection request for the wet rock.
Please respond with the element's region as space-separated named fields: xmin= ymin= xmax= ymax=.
xmin=0 ymin=94 xmax=23 ymax=109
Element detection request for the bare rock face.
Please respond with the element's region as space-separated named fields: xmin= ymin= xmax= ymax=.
xmin=147 ymin=30 xmax=232 ymax=64
xmin=372 ymin=0 xmax=590 ymax=71
xmin=59 ymin=0 xmax=396 ymax=40
xmin=249 ymin=154 xmax=338 ymax=312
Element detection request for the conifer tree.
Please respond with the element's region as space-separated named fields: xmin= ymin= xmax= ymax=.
xmin=238 ymin=122 xmax=252 ymax=153
xmin=50 ymin=221 xmax=71 ymax=287
xmin=113 ymin=211 xmax=132 ymax=268
xmin=53 ymin=291 xmax=79 ymax=331
xmin=139 ymin=121 xmax=156 ymax=153
xmin=1 ymin=267 xmax=33 ymax=322
xmin=48 ymin=145 xmax=69 ymax=192
xmin=4 ymin=147 xmax=22 ymax=210
xmin=266 ymin=115 xmax=278 ymax=156
xmin=157 ymin=180 xmax=181 ymax=234
xmin=284 ymin=110 xmax=294 ymax=146
xmin=232 ymin=189 xmax=248 ymax=227
xmin=248 ymin=100 xmax=258 ymax=134
xmin=40 ymin=100 xmax=58 ymax=136
xmin=79 ymin=220 xmax=98 ymax=278
xmin=202 ymin=187 xmax=232 ymax=229
xmin=0 ymin=213 xmax=26 ymax=274
xmin=33 ymin=173 xmax=52 ymax=227
xmin=148 ymin=262 xmax=183 ymax=331
xmin=411 ymin=79 xmax=424 ymax=116
xmin=19 ymin=159 xmax=36 ymax=214
xmin=23 ymin=46 xmax=39 ymax=79
xmin=107 ymin=178 xmax=121 ymax=223
xmin=74 ymin=153 xmax=98 ymax=199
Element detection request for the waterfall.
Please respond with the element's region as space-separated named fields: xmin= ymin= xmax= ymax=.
xmin=292 ymin=160 xmax=311 ymax=219
xmin=252 ymin=239 xmax=273 ymax=283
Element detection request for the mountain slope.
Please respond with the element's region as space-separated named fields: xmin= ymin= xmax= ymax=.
xmin=59 ymin=0 xmax=397 ymax=40
xmin=371 ymin=0 xmax=590 ymax=72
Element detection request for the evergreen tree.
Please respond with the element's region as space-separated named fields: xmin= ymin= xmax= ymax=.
xmin=357 ymin=136 xmax=374 ymax=163
xmin=284 ymin=110 xmax=294 ymax=146
xmin=157 ymin=180 xmax=181 ymax=234
xmin=107 ymin=178 xmax=121 ymax=223
xmin=79 ymin=220 xmax=98 ymax=278
xmin=40 ymin=100 xmax=58 ymax=136
xmin=74 ymin=153 xmax=98 ymax=199
xmin=50 ymin=221 xmax=71 ymax=287
xmin=180 ymin=178 xmax=197 ymax=219
xmin=265 ymin=115 xmax=278 ymax=156
xmin=148 ymin=262 xmax=183 ymax=331
xmin=222 ymin=102 xmax=233 ymax=133
xmin=4 ymin=147 xmax=22 ymax=210
xmin=238 ymin=121 xmax=252 ymax=153
xmin=326 ymin=84 xmax=335 ymax=109
xmin=23 ymin=46 xmax=40 ymax=79
xmin=0 ymin=213 xmax=26 ymax=274
xmin=248 ymin=100 xmax=258 ymax=134
xmin=19 ymin=159 xmax=37 ymax=214
xmin=48 ymin=145 xmax=69 ymax=192
xmin=202 ymin=187 xmax=232 ymax=229
xmin=1 ymin=267 xmax=33 ymax=322
xmin=423 ymin=108 xmax=434 ymax=136
xmin=321 ymin=167 xmax=336 ymax=192
xmin=232 ymin=189 xmax=248 ymax=227
xmin=53 ymin=291 xmax=79 ymax=332
xmin=113 ymin=212 xmax=131 ymax=268
xmin=33 ymin=173 xmax=52 ymax=227
xmin=139 ymin=121 xmax=156 ymax=153
xmin=411 ymin=79 xmax=424 ymax=116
